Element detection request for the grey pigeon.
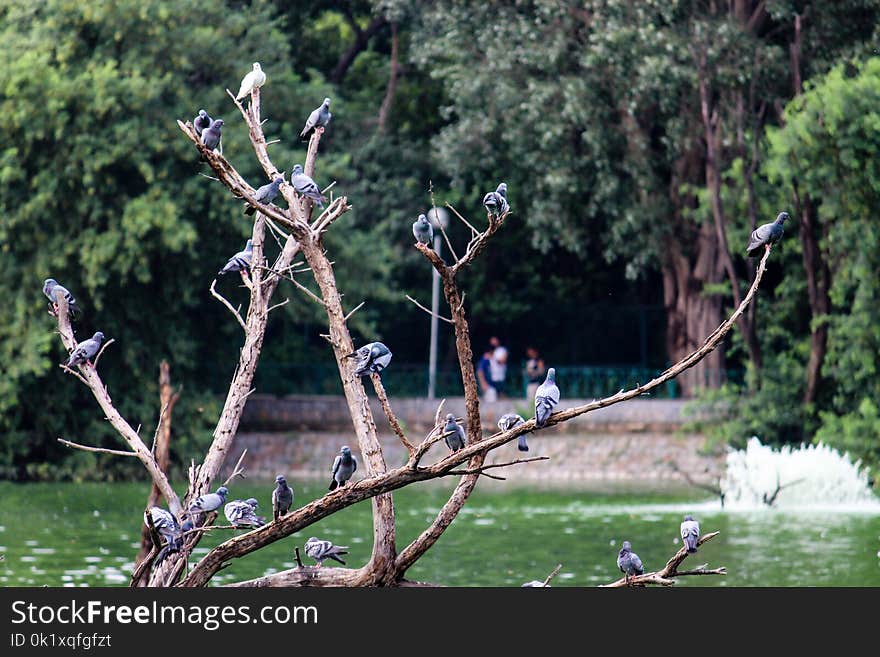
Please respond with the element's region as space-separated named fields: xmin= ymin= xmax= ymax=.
xmin=482 ymin=182 xmax=510 ymax=216
xmin=235 ymin=62 xmax=266 ymax=101
xmin=329 ymin=445 xmax=357 ymax=491
xmin=187 ymin=486 xmax=228 ymax=517
xmin=290 ymin=164 xmax=326 ymax=208
xmin=534 ymin=367 xmax=560 ymax=428
xmin=193 ymin=109 xmax=212 ymax=137
xmin=144 ymin=506 xmax=182 ymax=563
xmin=218 ymin=239 xmax=253 ymax=277
xmin=498 ymin=413 xmax=528 ymax=452
xmin=443 ymin=413 xmax=466 ymax=452
xmin=304 ymin=536 xmax=349 ymax=567
xmin=300 ymin=97 xmax=332 ymax=140
xmin=617 ymin=540 xmax=644 ymax=582
xmin=747 ymin=211 xmax=789 ymax=257
xmin=244 ymin=177 xmax=284 ymax=215
xmin=224 ymin=498 xmax=265 ymax=529
xmin=521 ymin=580 xmax=550 ymax=587
xmin=200 ymin=118 xmax=224 ymax=155
xmin=65 ymin=332 xmax=105 ymax=368
xmin=680 ymin=515 xmax=700 ymax=554
xmin=43 ymin=278 xmax=80 ymax=316
xmin=345 ymin=341 xmax=392 ymax=377
xmin=412 ymin=214 xmax=434 ymax=247
xmin=272 ymin=474 xmax=294 ymax=521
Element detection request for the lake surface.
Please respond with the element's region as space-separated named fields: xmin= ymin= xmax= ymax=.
xmin=1 ymin=481 xmax=878 ymax=587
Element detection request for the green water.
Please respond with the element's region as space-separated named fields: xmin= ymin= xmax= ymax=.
xmin=1 ymin=481 xmax=878 ymax=587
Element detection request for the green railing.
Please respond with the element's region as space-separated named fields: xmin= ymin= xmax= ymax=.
xmin=247 ymin=363 xmax=751 ymax=399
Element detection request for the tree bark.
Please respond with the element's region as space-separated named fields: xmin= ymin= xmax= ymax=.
xmin=797 ymin=195 xmax=830 ymax=405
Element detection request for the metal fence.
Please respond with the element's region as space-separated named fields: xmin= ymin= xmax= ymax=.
xmin=249 ymin=363 xmax=743 ymax=399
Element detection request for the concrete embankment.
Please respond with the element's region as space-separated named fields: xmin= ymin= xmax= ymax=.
xmin=231 ymin=395 xmax=724 ymax=487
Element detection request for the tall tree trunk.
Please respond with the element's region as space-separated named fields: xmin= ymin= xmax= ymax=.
xmin=662 ymin=224 xmax=726 ymax=397
xmin=797 ymin=195 xmax=831 ymax=405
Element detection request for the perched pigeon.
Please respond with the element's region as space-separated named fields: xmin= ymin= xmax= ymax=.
xmin=412 ymin=214 xmax=434 ymax=247
xmin=345 ymin=341 xmax=392 ymax=377
xmin=617 ymin=540 xmax=644 ymax=582
xmin=193 ymin=109 xmax=212 ymax=137
xmin=329 ymin=445 xmax=357 ymax=491
xmin=200 ymin=118 xmax=224 ymax=156
xmin=224 ymin=498 xmax=265 ymax=529
xmin=218 ymin=239 xmax=253 ymax=277
xmin=235 ymin=62 xmax=266 ymax=101
xmin=443 ymin=413 xmax=466 ymax=452
xmin=521 ymin=580 xmax=550 ymax=587
xmin=680 ymin=515 xmax=700 ymax=554
xmin=498 ymin=413 xmax=528 ymax=451
xmin=482 ymin=182 xmax=510 ymax=216
xmin=534 ymin=367 xmax=560 ymax=428
xmin=43 ymin=278 xmax=80 ymax=316
xmin=304 ymin=536 xmax=349 ymax=567
xmin=272 ymin=474 xmax=294 ymax=521
xmin=244 ymin=177 xmax=284 ymax=215
xmin=290 ymin=164 xmax=326 ymax=208
xmin=300 ymin=97 xmax=332 ymax=140
xmin=144 ymin=506 xmax=182 ymax=563
xmin=65 ymin=332 xmax=105 ymax=368
xmin=187 ymin=486 xmax=229 ymax=517
xmin=747 ymin=211 xmax=789 ymax=257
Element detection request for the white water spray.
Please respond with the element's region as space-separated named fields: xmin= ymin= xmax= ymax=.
xmin=720 ymin=437 xmax=880 ymax=510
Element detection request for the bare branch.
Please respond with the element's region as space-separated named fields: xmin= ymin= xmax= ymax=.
xmin=93 ymin=338 xmax=116 ymax=368
xmin=406 ymin=294 xmax=453 ymax=324
xmin=370 ymin=373 xmax=415 ymax=455
xmin=57 ymin=438 xmax=137 ymax=457
xmin=267 ymin=298 xmax=290 ymax=314
xmin=222 ymin=450 xmax=248 ymax=487
xmin=343 ymin=301 xmax=365 ymax=322
xmin=447 ymin=456 xmax=549 ymax=477
xmin=543 ymin=563 xmax=563 ymax=587
xmin=209 ymin=279 xmax=247 ymax=331
xmin=445 ymin=202 xmax=479 ymax=236
xmin=600 ymin=532 xmax=725 ymax=587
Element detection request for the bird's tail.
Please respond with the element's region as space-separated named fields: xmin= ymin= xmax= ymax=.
xmin=685 ymin=537 xmax=698 ymax=553
xmin=517 ymin=435 xmax=530 ymax=452
xmin=328 ymin=554 xmax=347 ymax=565
xmin=328 ymin=479 xmax=339 ymax=492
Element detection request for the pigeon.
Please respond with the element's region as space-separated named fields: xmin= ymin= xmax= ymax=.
xmin=412 ymin=214 xmax=434 ymax=247
xmin=200 ymin=118 xmax=224 ymax=157
xmin=299 ymin=97 xmax=332 ymax=140
xmin=244 ymin=176 xmax=284 ymax=215
xmin=345 ymin=342 xmax=392 ymax=377
xmin=482 ymin=183 xmax=510 ymax=216
xmin=290 ymin=164 xmax=326 ymax=208
xmin=218 ymin=239 xmax=253 ymax=277
xmin=304 ymin=537 xmax=349 ymax=567
xmin=443 ymin=413 xmax=466 ymax=452
xmin=235 ymin=62 xmax=266 ymax=101
xmin=224 ymin=498 xmax=265 ymax=529
xmin=521 ymin=580 xmax=550 ymax=587
xmin=617 ymin=540 xmax=644 ymax=583
xmin=144 ymin=506 xmax=182 ymax=563
xmin=328 ymin=445 xmax=357 ymax=491
xmin=747 ymin=211 xmax=789 ymax=257
xmin=498 ymin=413 xmax=528 ymax=451
xmin=64 ymin=332 xmax=105 ymax=368
xmin=43 ymin=278 xmax=80 ymax=316
xmin=193 ymin=109 xmax=212 ymax=137
xmin=271 ymin=474 xmax=294 ymax=521
xmin=186 ymin=486 xmax=228 ymax=517
xmin=534 ymin=367 xmax=560 ymax=428
xmin=680 ymin=515 xmax=700 ymax=554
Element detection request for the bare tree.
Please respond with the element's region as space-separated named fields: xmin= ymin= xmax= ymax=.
xmin=52 ymin=81 xmax=774 ymax=587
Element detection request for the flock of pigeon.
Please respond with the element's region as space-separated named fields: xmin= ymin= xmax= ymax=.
xmin=143 ymin=462 xmax=354 ymax=566
xmin=41 ymin=60 xmax=789 ymax=581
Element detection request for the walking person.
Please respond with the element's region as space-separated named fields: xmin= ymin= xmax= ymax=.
xmin=524 ymin=346 xmax=546 ymax=399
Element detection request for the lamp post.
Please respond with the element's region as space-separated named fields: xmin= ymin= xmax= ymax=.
xmin=426 ymin=207 xmax=449 ymax=399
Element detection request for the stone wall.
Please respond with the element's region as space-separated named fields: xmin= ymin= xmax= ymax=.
xmin=232 ymin=395 xmax=724 ymax=486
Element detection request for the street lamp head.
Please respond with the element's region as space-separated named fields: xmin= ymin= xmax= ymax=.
xmin=426 ymin=207 xmax=450 ymax=230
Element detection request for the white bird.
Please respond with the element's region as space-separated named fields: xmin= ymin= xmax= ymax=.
xmin=235 ymin=62 xmax=266 ymax=101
